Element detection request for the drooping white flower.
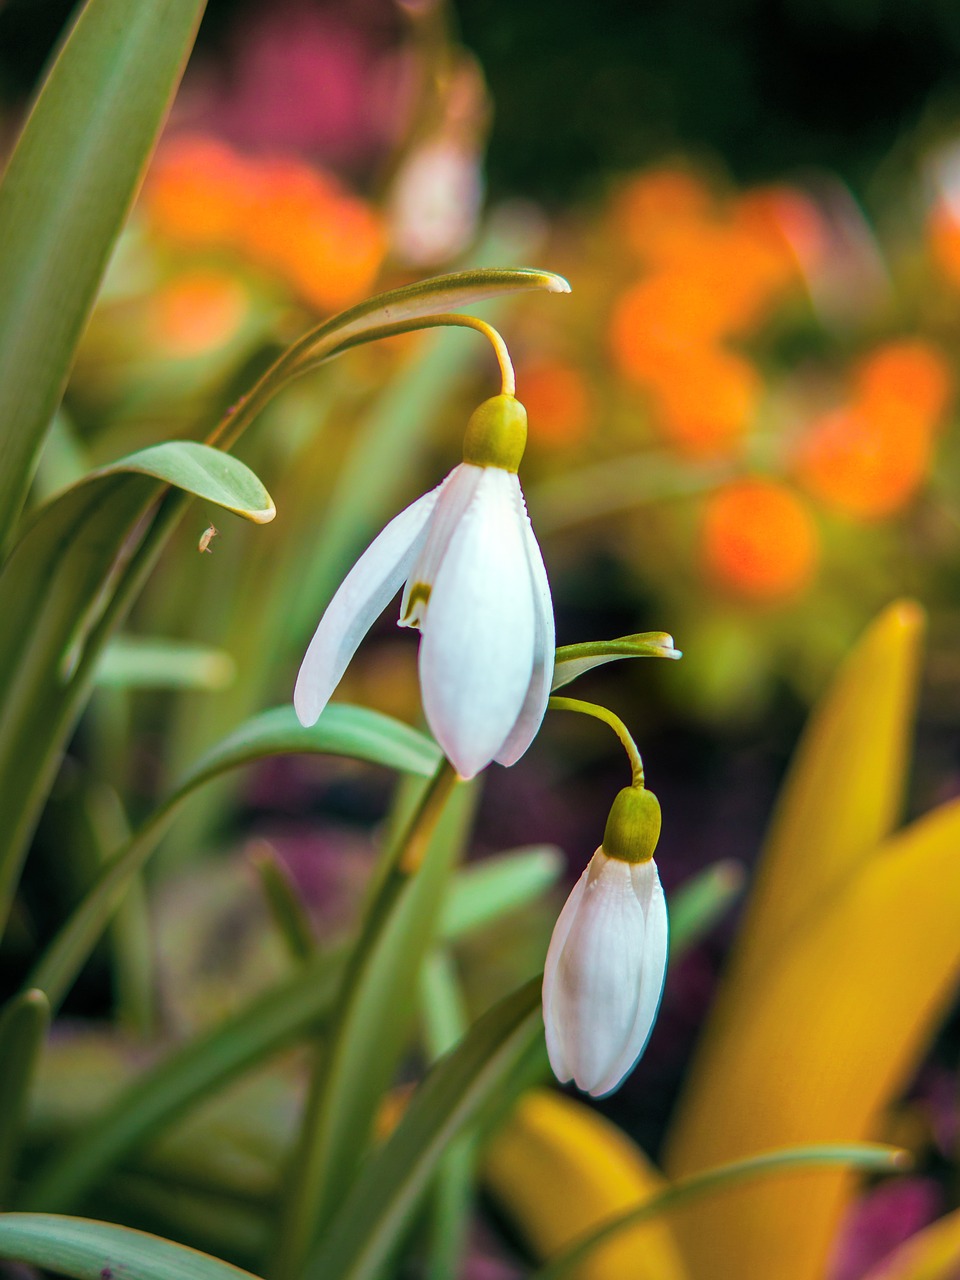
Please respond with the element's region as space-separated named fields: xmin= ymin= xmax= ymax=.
xmin=542 ymin=788 xmax=668 ymax=1098
xmin=294 ymin=395 xmax=554 ymax=779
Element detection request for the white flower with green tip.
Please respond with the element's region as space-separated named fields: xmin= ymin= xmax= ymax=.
xmin=294 ymin=394 xmax=554 ymax=779
xmin=543 ymin=786 xmax=669 ymax=1097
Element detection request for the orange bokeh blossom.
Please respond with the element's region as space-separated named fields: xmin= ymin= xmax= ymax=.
xmin=794 ymin=340 xmax=953 ymax=520
xmin=143 ymin=135 xmax=385 ymax=313
xmin=610 ymin=168 xmax=817 ymax=458
xmin=701 ymin=479 xmax=819 ymax=601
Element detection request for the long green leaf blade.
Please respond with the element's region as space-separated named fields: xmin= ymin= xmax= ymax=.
xmin=0 ymin=0 xmax=207 ymax=551
xmin=0 ymin=991 xmax=50 ymax=1203
xmin=305 ymin=978 xmax=543 ymax=1280
xmin=0 ymin=1214 xmax=260 ymax=1280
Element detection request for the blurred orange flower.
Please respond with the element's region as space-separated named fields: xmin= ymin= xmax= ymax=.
xmin=645 ymin=344 xmax=762 ymax=457
xmin=701 ymin=479 xmax=819 ymax=600
xmin=795 ymin=340 xmax=952 ymax=519
xmin=147 ymin=269 xmax=250 ymax=357
xmin=143 ymin=134 xmax=385 ymax=313
xmin=928 ymin=199 xmax=960 ymax=289
xmin=518 ymin=359 xmax=592 ymax=448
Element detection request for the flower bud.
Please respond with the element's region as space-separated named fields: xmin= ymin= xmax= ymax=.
xmin=542 ymin=847 xmax=668 ymax=1097
xmin=462 ymin=394 xmax=527 ymax=471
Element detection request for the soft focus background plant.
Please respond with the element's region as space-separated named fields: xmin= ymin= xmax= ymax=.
xmin=5 ymin=1 xmax=960 ymax=1278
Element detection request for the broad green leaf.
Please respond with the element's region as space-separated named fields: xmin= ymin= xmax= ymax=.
xmin=0 ymin=1214 xmax=259 ymax=1280
xmin=273 ymin=769 xmax=474 ymax=1277
xmin=95 ymin=637 xmax=236 ymax=691
xmin=0 ymin=0 xmax=207 ymax=551
xmin=664 ymin=795 xmax=960 ymax=1280
xmin=668 ymin=861 xmax=745 ymax=960
xmin=0 ymin=445 xmax=274 ymax=936
xmin=485 ymin=1089 xmax=687 ymax=1280
xmin=0 ymin=991 xmax=50 ymax=1203
xmin=303 ymin=978 xmax=544 ymax=1280
xmin=28 ymin=704 xmax=440 ymax=1012
xmin=438 ymin=845 xmax=564 ymax=937
xmin=532 ymin=1144 xmax=905 ymax=1280
xmin=552 ymin=633 xmax=682 ymax=691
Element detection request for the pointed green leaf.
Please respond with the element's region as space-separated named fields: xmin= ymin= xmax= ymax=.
xmin=0 ymin=990 xmax=50 ymax=1203
xmin=0 ymin=1214 xmax=260 ymax=1280
xmin=304 ymin=978 xmax=543 ymax=1280
xmin=551 ymin=633 xmax=682 ymax=691
xmin=0 ymin=0 xmax=207 ymax=551
xmin=94 ymin=443 xmax=275 ymax=523
xmin=438 ymin=845 xmax=564 ymax=938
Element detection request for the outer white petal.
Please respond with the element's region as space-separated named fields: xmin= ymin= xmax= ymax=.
xmin=293 ymin=486 xmax=440 ymax=726
xmin=541 ymin=851 xmax=648 ymax=1095
xmin=495 ymin=478 xmax=555 ymax=766
xmin=419 ymin=467 xmax=536 ymax=778
xmin=541 ymin=859 xmax=592 ymax=1084
xmin=399 ymin=464 xmax=483 ymax=627
xmin=589 ymin=858 xmax=669 ymax=1098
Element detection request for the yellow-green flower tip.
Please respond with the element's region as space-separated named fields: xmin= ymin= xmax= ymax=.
xmin=462 ymin=395 xmax=527 ymax=472
xmin=602 ymin=786 xmax=662 ymax=863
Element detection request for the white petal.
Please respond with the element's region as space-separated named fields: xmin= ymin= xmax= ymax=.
xmin=589 ymin=859 xmax=669 ymax=1097
xmin=399 ymin=464 xmax=482 ymax=628
xmin=293 ymin=486 xmax=439 ymax=726
xmin=547 ymin=853 xmax=648 ymax=1095
xmin=419 ymin=468 xmax=536 ymax=777
xmin=542 ymin=859 xmax=593 ymax=1084
xmin=495 ymin=479 xmax=555 ymax=766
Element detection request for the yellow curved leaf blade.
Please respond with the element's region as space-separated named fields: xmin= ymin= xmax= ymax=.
xmin=734 ymin=599 xmax=924 ymax=989
xmin=664 ymin=794 xmax=960 ymax=1280
xmin=484 ymin=1089 xmax=688 ymax=1280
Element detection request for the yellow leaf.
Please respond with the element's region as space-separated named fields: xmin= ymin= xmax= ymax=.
xmin=663 ymin=794 xmax=960 ymax=1280
xmin=735 ymin=599 xmax=924 ymax=990
xmin=484 ymin=1089 xmax=688 ymax=1280
xmin=862 ymin=1207 xmax=960 ymax=1280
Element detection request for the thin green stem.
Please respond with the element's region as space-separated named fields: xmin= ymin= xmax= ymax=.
xmin=548 ymin=696 xmax=645 ymax=786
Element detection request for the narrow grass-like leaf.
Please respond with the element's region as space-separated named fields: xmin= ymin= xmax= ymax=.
xmin=438 ymin=845 xmax=563 ymax=938
xmin=0 ymin=0 xmax=207 ymax=551
xmin=273 ymin=769 xmax=473 ymax=1277
xmin=304 ymin=978 xmax=543 ymax=1280
xmin=0 ymin=1214 xmax=260 ymax=1280
xmin=668 ymin=861 xmax=745 ymax=960
xmin=28 ymin=704 xmax=439 ymax=1012
xmin=250 ymin=844 xmax=317 ymax=962
xmin=551 ymin=634 xmax=682 ymax=691
xmin=0 ymin=446 xmax=274 ymax=938
xmin=0 ymin=991 xmax=50 ymax=1203
xmin=532 ymin=1145 xmax=906 ymax=1280
xmin=95 ymin=637 xmax=236 ymax=691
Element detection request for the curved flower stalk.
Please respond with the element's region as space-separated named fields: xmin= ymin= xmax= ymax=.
xmin=295 ymin=393 xmax=554 ymax=779
xmin=543 ymin=781 xmax=669 ymax=1098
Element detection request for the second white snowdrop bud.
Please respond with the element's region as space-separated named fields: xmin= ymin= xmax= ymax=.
xmin=542 ymin=786 xmax=668 ymax=1098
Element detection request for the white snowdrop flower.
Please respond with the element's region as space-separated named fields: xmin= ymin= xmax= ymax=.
xmin=294 ymin=394 xmax=554 ymax=779
xmin=543 ymin=786 xmax=668 ymax=1098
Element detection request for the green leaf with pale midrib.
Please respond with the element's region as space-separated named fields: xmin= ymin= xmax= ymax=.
xmin=551 ymin=633 xmax=682 ymax=691
xmin=0 ymin=1213 xmax=261 ymax=1280
xmin=0 ymin=0 xmax=208 ymax=553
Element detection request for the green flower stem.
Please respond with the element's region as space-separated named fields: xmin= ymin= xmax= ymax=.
xmin=531 ymin=1143 xmax=908 ymax=1280
xmin=271 ymin=759 xmax=459 ymax=1280
xmin=548 ymin=696 xmax=645 ymax=787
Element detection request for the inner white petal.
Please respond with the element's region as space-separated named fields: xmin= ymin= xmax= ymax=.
xmin=399 ymin=464 xmax=482 ymax=629
xmin=419 ymin=468 xmax=536 ymax=778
